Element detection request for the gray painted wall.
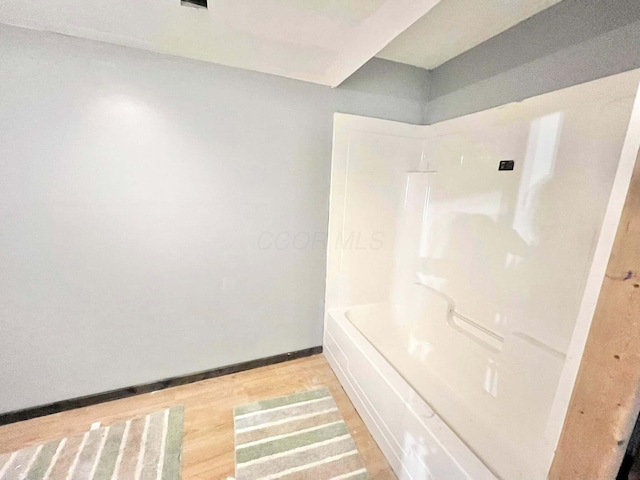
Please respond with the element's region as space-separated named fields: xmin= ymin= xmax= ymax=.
xmin=0 ymin=23 xmax=427 ymax=413
xmin=426 ymin=0 xmax=640 ymax=123
xmin=4 ymin=0 xmax=640 ymax=414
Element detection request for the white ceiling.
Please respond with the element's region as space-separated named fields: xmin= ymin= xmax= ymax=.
xmin=0 ymin=0 xmax=562 ymax=86
xmin=377 ymin=0 xmax=562 ymax=70
xmin=0 ymin=0 xmax=441 ymax=87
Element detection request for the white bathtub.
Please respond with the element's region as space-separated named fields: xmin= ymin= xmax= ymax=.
xmin=324 ymin=301 xmax=565 ymax=479
xmin=324 ymin=305 xmax=497 ymax=480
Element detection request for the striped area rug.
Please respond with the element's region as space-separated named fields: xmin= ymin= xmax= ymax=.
xmin=234 ymin=388 xmax=368 ymax=480
xmin=0 ymin=406 xmax=183 ymax=480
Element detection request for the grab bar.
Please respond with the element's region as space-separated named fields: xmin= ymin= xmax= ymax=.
xmin=413 ymin=281 xmax=504 ymax=347
xmin=449 ymin=310 xmax=504 ymax=343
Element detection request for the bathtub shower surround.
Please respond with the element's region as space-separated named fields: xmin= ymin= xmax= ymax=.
xmin=324 ymin=69 xmax=640 ymax=479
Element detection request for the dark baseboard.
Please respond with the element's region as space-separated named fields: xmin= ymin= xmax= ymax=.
xmin=0 ymin=346 xmax=323 ymax=426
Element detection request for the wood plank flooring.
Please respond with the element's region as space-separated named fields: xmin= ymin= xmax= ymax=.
xmin=0 ymin=354 xmax=396 ymax=479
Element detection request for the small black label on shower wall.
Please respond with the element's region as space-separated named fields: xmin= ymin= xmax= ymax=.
xmin=499 ymin=160 xmax=515 ymax=171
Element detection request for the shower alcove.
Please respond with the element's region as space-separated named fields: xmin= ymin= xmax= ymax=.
xmin=323 ymin=69 xmax=640 ymax=479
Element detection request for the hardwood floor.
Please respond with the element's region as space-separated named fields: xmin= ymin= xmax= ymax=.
xmin=0 ymin=354 xmax=396 ymax=479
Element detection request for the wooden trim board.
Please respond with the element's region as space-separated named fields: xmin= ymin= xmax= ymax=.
xmin=0 ymin=346 xmax=322 ymax=426
xmin=549 ymin=149 xmax=640 ymax=479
